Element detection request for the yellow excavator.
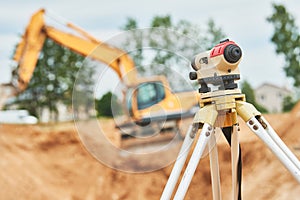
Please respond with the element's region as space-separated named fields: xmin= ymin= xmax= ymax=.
xmin=1 ymin=9 xmax=198 ymax=137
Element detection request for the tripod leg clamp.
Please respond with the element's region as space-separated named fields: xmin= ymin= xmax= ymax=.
xmin=236 ymin=101 xmax=261 ymax=122
xmin=193 ymin=104 xmax=218 ymax=126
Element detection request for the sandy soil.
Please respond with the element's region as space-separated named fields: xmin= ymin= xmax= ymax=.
xmin=1 ymin=105 xmax=300 ymax=199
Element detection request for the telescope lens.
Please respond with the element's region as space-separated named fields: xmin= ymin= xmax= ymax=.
xmin=224 ymin=44 xmax=242 ymax=63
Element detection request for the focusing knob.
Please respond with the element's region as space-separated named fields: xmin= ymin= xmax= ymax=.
xmin=189 ymin=72 xmax=197 ymax=80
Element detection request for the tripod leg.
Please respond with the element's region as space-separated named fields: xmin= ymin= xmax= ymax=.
xmin=161 ymin=124 xmax=198 ymax=200
xmin=231 ymin=125 xmax=240 ymax=200
xmin=222 ymin=126 xmax=242 ymax=200
xmin=209 ymin=130 xmax=222 ymax=200
xmin=260 ymin=116 xmax=300 ymax=169
xmin=173 ymin=123 xmax=214 ymax=200
xmin=246 ymin=116 xmax=300 ymax=182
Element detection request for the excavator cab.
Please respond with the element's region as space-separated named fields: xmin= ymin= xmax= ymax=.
xmin=119 ymin=75 xmax=193 ymax=138
xmin=137 ymin=82 xmax=165 ymax=110
xmin=126 ymin=80 xmax=166 ymax=116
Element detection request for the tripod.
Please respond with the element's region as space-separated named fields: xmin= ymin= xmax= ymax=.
xmin=160 ymin=40 xmax=300 ymax=200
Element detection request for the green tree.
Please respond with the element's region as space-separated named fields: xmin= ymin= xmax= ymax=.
xmin=120 ymin=17 xmax=144 ymax=71
xmin=151 ymin=15 xmax=172 ymax=28
xmin=241 ymin=80 xmax=268 ymax=113
xmin=95 ymin=92 xmax=122 ymax=117
xmin=282 ymin=95 xmax=297 ymax=112
xmin=122 ymin=17 xmax=138 ymax=30
xmin=267 ymin=4 xmax=300 ymax=86
xmin=12 ymin=38 xmax=95 ymax=121
xmin=121 ymin=15 xmax=226 ymax=90
xmin=203 ymin=19 xmax=226 ymax=48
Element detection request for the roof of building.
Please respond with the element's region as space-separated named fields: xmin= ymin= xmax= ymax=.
xmin=255 ymin=82 xmax=292 ymax=93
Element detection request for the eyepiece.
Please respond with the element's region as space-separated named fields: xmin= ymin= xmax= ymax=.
xmin=223 ymin=44 xmax=242 ymax=63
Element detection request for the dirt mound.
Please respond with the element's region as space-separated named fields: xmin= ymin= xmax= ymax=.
xmin=276 ymin=101 xmax=300 ymax=142
xmin=0 ymin=111 xmax=299 ymax=199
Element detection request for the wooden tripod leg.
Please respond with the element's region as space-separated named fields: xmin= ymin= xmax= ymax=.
xmin=231 ymin=125 xmax=240 ymax=200
xmin=160 ymin=124 xmax=197 ymax=200
xmin=237 ymin=101 xmax=300 ymax=183
xmin=209 ymin=129 xmax=222 ymax=200
xmin=222 ymin=126 xmax=242 ymax=200
xmin=173 ymin=123 xmax=214 ymax=200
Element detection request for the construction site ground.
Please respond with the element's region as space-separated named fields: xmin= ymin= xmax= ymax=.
xmin=1 ymin=104 xmax=300 ymax=199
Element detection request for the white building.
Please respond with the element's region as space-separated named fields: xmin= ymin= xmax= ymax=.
xmin=255 ymin=83 xmax=292 ymax=113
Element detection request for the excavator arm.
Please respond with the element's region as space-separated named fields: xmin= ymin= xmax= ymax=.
xmin=3 ymin=8 xmax=198 ymax=132
xmin=13 ymin=9 xmax=137 ymax=92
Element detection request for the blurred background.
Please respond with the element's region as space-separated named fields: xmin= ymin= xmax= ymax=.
xmin=1 ymin=1 xmax=300 ymax=199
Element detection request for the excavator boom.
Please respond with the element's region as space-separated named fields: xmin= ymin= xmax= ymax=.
xmin=2 ymin=8 xmax=199 ymax=137
xmin=13 ymin=9 xmax=137 ymax=92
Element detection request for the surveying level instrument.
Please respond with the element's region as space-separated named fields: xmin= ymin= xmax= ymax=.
xmin=160 ymin=39 xmax=300 ymax=200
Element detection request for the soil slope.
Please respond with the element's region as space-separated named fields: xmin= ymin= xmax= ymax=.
xmin=1 ymin=108 xmax=300 ymax=199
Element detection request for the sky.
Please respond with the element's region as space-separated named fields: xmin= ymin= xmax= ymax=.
xmin=1 ymin=0 xmax=300 ymax=91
